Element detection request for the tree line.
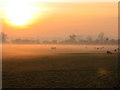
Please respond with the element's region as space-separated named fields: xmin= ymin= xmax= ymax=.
xmin=0 ymin=32 xmax=118 ymax=45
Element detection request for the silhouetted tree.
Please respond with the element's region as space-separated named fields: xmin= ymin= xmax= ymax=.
xmin=69 ymin=34 xmax=77 ymax=43
xmin=2 ymin=32 xmax=7 ymax=43
xmin=98 ymin=32 xmax=104 ymax=41
xmin=86 ymin=36 xmax=92 ymax=43
xmin=51 ymin=40 xmax=58 ymax=43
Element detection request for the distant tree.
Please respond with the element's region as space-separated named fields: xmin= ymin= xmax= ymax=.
xmin=36 ymin=40 xmax=40 ymax=44
xmin=110 ymin=39 xmax=116 ymax=43
xmin=69 ymin=34 xmax=77 ymax=42
xmin=51 ymin=40 xmax=57 ymax=43
xmin=2 ymin=32 xmax=7 ymax=43
xmin=98 ymin=32 xmax=105 ymax=41
xmin=86 ymin=36 xmax=92 ymax=43
xmin=76 ymin=35 xmax=82 ymax=43
xmin=118 ymin=39 xmax=120 ymax=44
xmin=43 ymin=40 xmax=50 ymax=44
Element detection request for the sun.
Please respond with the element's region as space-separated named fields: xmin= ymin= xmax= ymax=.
xmin=2 ymin=0 xmax=42 ymax=26
xmin=5 ymin=5 xmax=34 ymax=26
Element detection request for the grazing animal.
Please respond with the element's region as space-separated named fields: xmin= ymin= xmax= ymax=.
xmin=97 ymin=48 xmax=99 ymax=50
xmin=51 ymin=47 xmax=56 ymax=50
xmin=114 ymin=49 xmax=117 ymax=52
xmin=106 ymin=51 xmax=112 ymax=54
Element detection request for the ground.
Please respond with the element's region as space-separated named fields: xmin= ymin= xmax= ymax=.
xmin=2 ymin=44 xmax=118 ymax=88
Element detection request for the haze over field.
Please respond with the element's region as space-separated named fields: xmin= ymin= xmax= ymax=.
xmin=3 ymin=44 xmax=118 ymax=88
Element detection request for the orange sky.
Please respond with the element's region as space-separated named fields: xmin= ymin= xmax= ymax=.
xmin=2 ymin=2 xmax=118 ymax=40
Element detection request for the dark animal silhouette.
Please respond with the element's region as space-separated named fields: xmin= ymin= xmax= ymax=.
xmin=97 ymin=48 xmax=99 ymax=50
xmin=106 ymin=51 xmax=112 ymax=54
xmin=114 ymin=49 xmax=117 ymax=52
xmin=51 ymin=47 xmax=56 ymax=50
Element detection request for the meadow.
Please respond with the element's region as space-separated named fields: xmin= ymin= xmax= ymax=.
xmin=2 ymin=44 xmax=118 ymax=88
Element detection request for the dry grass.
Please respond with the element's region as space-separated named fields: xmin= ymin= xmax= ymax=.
xmin=3 ymin=53 xmax=118 ymax=88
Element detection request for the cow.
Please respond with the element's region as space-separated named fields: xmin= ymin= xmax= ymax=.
xmin=114 ymin=49 xmax=117 ymax=52
xmin=51 ymin=47 xmax=56 ymax=50
xmin=106 ymin=51 xmax=112 ymax=54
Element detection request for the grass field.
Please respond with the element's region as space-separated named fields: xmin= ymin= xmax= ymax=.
xmin=2 ymin=44 xmax=118 ymax=88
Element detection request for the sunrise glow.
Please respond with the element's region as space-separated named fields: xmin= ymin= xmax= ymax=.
xmin=2 ymin=0 xmax=44 ymax=26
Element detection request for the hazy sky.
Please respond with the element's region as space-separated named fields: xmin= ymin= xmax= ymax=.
xmin=2 ymin=2 xmax=118 ymax=40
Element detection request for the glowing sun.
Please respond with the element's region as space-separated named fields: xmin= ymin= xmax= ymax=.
xmin=2 ymin=0 xmax=42 ymax=26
